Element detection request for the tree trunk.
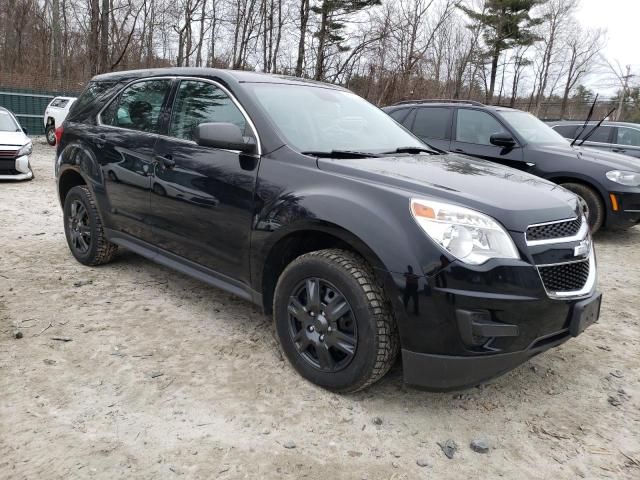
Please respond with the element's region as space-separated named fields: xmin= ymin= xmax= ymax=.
xmin=99 ymin=0 xmax=109 ymax=72
xmin=314 ymin=6 xmax=328 ymax=81
xmin=295 ymin=0 xmax=309 ymax=77
xmin=487 ymin=47 xmax=499 ymax=103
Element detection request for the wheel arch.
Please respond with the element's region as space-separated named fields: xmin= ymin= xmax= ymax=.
xmin=58 ymin=167 xmax=88 ymax=205
xmin=259 ymin=222 xmax=389 ymax=315
xmin=546 ymin=174 xmax=609 ymax=218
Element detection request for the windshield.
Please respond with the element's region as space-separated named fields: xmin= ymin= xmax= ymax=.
xmin=246 ymin=83 xmax=425 ymax=154
xmin=0 ymin=110 xmax=20 ymax=132
xmin=499 ymin=111 xmax=569 ymax=145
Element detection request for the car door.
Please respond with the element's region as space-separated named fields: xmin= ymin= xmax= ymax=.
xmin=97 ymin=78 xmax=173 ymax=241
xmin=612 ymin=126 xmax=640 ymax=158
xmin=451 ymin=108 xmax=524 ymax=169
xmin=149 ymin=78 xmax=260 ymax=284
xmin=408 ymin=107 xmax=452 ymax=151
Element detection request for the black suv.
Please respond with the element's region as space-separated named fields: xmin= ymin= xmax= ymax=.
xmin=383 ymin=100 xmax=640 ymax=233
xmin=55 ymin=69 xmax=601 ymax=392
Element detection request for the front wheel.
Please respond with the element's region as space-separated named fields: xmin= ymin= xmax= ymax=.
xmin=45 ymin=125 xmax=56 ymax=146
xmin=273 ymin=249 xmax=398 ymax=393
xmin=561 ymin=182 xmax=605 ymax=233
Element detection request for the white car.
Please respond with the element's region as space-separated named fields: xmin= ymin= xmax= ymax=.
xmin=44 ymin=96 xmax=76 ymax=145
xmin=0 ymin=107 xmax=33 ymax=180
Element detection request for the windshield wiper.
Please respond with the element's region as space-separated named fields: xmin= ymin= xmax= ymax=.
xmin=301 ymin=150 xmax=380 ymax=158
xmin=577 ymin=107 xmax=617 ymax=146
xmin=571 ymin=95 xmax=598 ymax=147
xmin=382 ymin=146 xmax=440 ymax=155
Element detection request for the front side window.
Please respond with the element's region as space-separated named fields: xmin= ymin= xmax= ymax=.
xmin=246 ymin=83 xmax=425 ymax=153
xmin=169 ymin=80 xmax=247 ymax=141
xmin=413 ymin=107 xmax=451 ymax=140
xmin=456 ymin=109 xmax=508 ymax=145
xmin=616 ymin=127 xmax=640 ymax=147
xmin=102 ymin=80 xmax=171 ymax=133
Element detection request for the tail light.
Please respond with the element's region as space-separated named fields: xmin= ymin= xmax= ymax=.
xmin=54 ymin=125 xmax=64 ymax=145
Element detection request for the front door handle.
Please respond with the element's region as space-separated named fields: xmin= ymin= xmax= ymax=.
xmin=612 ymin=148 xmax=626 ymax=153
xmin=453 ymin=148 xmax=466 ymax=154
xmin=156 ymin=154 xmax=175 ymax=169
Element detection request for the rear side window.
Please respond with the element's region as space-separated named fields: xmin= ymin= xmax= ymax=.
xmin=616 ymin=127 xmax=640 ymax=146
xmin=553 ymin=125 xmax=578 ymax=139
xmin=169 ymin=80 xmax=247 ymax=141
xmin=582 ymin=126 xmax=613 ymax=143
xmin=413 ymin=107 xmax=451 ymax=140
xmin=102 ymin=80 xmax=172 ymax=134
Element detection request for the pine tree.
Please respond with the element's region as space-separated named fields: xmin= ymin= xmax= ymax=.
xmin=312 ymin=0 xmax=381 ymax=81
xmin=460 ymin=0 xmax=544 ymax=103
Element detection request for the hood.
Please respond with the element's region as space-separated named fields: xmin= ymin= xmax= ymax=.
xmin=0 ymin=130 xmax=29 ymax=147
xmin=533 ymin=143 xmax=640 ymax=171
xmin=318 ymin=153 xmax=579 ymax=232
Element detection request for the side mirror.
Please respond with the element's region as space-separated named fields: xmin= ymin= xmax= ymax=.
xmin=194 ymin=122 xmax=256 ymax=154
xmin=490 ymin=133 xmax=516 ymax=148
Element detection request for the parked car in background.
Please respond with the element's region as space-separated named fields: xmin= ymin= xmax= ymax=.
xmin=0 ymin=107 xmax=33 ymax=180
xmin=548 ymin=120 xmax=640 ymax=159
xmin=44 ymin=96 xmax=76 ymax=145
xmin=383 ymin=100 xmax=640 ymax=233
xmin=55 ymin=68 xmax=601 ymax=392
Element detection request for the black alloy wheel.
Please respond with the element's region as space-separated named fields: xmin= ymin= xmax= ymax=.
xmin=288 ymin=277 xmax=357 ymax=372
xmin=274 ymin=249 xmax=398 ymax=393
xmin=67 ymin=199 xmax=91 ymax=254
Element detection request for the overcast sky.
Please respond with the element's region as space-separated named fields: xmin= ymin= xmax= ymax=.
xmin=576 ymin=0 xmax=639 ymax=93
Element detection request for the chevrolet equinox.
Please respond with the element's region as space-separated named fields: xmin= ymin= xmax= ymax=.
xmin=55 ymin=69 xmax=601 ymax=392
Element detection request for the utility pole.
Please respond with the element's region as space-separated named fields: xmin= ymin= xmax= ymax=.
xmin=615 ymin=65 xmax=633 ymax=121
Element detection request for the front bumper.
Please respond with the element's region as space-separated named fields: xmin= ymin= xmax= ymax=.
xmin=606 ymin=191 xmax=640 ymax=229
xmin=0 ymin=155 xmax=33 ymax=180
xmin=384 ymin=242 xmax=600 ymax=390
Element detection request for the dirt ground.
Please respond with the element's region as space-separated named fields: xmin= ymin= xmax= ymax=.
xmin=1 ymin=140 xmax=639 ymax=480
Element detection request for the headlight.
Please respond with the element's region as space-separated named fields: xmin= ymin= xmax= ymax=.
xmin=606 ymin=170 xmax=640 ymax=187
xmin=17 ymin=142 xmax=32 ymax=157
xmin=410 ymin=199 xmax=519 ymax=265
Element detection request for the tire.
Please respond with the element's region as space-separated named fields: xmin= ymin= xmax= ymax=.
xmin=561 ymin=182 xmax=605 ymax=234
xmin=273 ymin=249 xmax=398 ymax=393
xmin=63 ymin=185 xmax=118 ymax=265
xmin=45 ymin=125 xmax=56 ymax=146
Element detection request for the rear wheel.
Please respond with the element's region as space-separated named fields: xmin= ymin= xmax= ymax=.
xmin=45 ymin=125 xmax=56 ymax=146
xmin=63 ymin=185 xmax=118 ymax=265
xmin=273 ymin=249 xmax=398 ymax=393
xmin=561 ymin=182 xmax=604 ymax=233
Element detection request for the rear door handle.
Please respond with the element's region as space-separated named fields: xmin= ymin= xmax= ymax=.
xmin=155 ymin=154 xmax=175 ymax=169
xmin=453 ymin=148 xmax=466 ymax=154
xmin=612 ymin=148 xmax=626 ymax=153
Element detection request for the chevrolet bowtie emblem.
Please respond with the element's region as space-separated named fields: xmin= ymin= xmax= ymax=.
xmin=574 ymin=238 xmax=591 ymax=257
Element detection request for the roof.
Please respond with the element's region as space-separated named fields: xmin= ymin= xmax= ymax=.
xmin=91 ymin=67 xmax=346 ymax=90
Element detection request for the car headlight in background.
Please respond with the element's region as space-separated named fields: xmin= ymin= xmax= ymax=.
xmin=410 ymin=198 xmax=520 ymax=265
xmin=606 ymin=170 xmax=640 ymax=187
xmin=17 ymin=141 xmax=33 ymax=157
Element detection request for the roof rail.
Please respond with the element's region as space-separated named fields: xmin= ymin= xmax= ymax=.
xmin=391 ymin=99 xmax=486 ymax=107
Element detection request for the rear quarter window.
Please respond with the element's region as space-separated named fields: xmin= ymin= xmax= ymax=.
xmin=67 ymin=81 xmax=123 ymax=123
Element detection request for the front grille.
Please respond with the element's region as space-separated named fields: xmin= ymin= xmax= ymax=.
xmin=527 ymin=217 xmax=582 ymax=242
xmin=0 ymin=149 xmax=18 ymax=158
xmin=539 ymin=260 xmax=590 ymax=292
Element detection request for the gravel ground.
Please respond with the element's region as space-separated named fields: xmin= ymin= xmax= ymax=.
xmin=1 ymin=140 xmax=639 ymax=479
